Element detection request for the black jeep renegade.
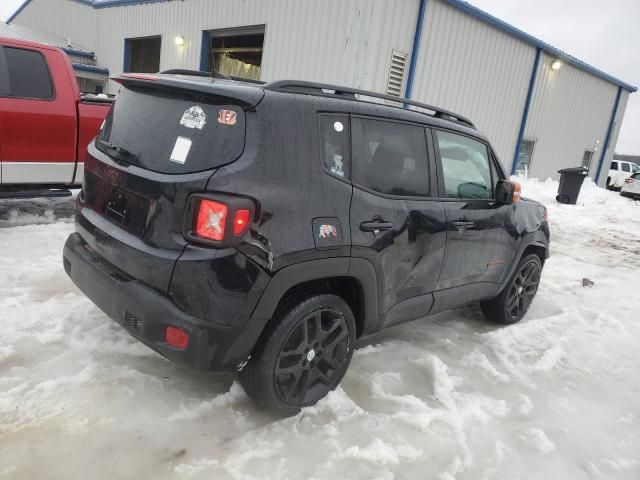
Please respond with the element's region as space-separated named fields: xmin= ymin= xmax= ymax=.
xmin=63 ymin=73 xmax=549 ymax=415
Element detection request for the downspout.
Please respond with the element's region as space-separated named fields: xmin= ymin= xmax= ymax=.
xmin=595 ymin=86 xmax=622 ymax=185
xmin=404 ymin=0 xmax=428 ymax=100
xmin=511 ymin=47 xmax=542 ymax=174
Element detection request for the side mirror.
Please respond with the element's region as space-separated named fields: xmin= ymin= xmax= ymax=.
xmin=496 ymin=180 xmax=521 ymax=204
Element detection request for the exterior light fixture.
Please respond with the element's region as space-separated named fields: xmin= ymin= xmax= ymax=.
xmin=551 ymin=60 xmax=562 ymax=71
xmin=174 ymin=36 xmax=185 ymax=46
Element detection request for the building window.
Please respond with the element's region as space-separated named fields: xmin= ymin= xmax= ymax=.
xmin=203 ymin=25 xmax=265 ymax=81
xmin=124 ymin=36 xmax=161 ymax=73
xmin=516 ymin=139 xmax=535 ymax=174
xmin=351 ymin=118 xmax=430 ymax=197
xmin=582 ymin=150 xmax=594 ymax=171
xmin=0 ymin=47 xmax=53 ymax=100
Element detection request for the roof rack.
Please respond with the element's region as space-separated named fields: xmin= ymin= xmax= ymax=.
xmin=264 ymin=80 xmax=476 ymax=129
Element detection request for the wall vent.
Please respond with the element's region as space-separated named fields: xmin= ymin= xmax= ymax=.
xmin=386 ymin=50 xmax=408 ymax=97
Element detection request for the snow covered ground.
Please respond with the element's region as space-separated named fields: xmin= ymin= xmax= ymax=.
xmin=1 ymin=178 xmax=639 ymax=479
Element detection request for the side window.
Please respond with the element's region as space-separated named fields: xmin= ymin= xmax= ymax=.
xmin=610 ymin=161 xmax=619 ymax=171
xmin=319 ymin=114 xmax=349 ymax=179
xmin=631 ymin=173 xmax=640 ymax=180
xmin=351 ymin=117 xmax=429 ymax=196
xmin=435 ymin=130 xmax=493 ymax=199
xmin=621 ymin=162 xmax=631 ymax=173
xmin=2 ymin=47 xmax=54 ymax=100
xmin=632 ymin=164 xmax=640 ymax=173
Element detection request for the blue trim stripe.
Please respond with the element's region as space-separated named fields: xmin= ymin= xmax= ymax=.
xmin=122 ymin=38 xmax=131 ymax=73
xmin=442 ymin=0 xmax=636 ymax=93
xmin=8 ymin=0 xmax=171 ymax=21
xmin=6 ymin=0 xmax=31 ymax=23
xmin=404 ymin=0 xmax=428 ymax=100
xmin=72 ymin=62 xmax=109 ymax=74
xmin=595 ymin=86 xmax=623 ymax=184
xmin=511 ymin=47 xmax=542 ymax=175
xmin=199 ymin=30 xmax=210 ymax=72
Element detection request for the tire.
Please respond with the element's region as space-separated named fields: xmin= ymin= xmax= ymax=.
xmin=606 ymin=177 xmax=612 ymax=190
xmin=480 ymin=254 xmax=542 ymax=325
xmin=239 ymin=293 xmax=356 ymax=416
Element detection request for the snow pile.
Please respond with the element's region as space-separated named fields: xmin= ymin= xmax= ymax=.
xmin=1 ymin=178 xmax=639 ymax=479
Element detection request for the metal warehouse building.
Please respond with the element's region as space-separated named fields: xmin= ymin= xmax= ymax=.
xmin=7 ymin=0 xmax=636 ymax=184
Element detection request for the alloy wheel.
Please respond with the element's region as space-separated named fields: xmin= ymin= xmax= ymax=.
xmin=274 ymin=308 xmax=350 ymax=406
xmin=506 ymin=260 xmax=540 ymax=320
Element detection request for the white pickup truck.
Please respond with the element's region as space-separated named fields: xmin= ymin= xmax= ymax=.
xmin=606 ymin=160 xmax=640 ymax=190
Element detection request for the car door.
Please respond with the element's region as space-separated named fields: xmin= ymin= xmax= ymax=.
xmin=348 ymin=116 xmax=446 ymax=332
xmin=0 ymin=45 xmax=76 ymax=184
xmin=431 ymin=128 xmax=517 ymax=311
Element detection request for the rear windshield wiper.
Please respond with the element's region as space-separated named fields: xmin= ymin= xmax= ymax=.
xmin=97 ymin=140 xmax=138 ymax=163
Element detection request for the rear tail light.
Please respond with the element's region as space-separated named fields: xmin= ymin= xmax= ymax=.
xmin=165 ymin=326 xmax=189 ymax=349
xmin=184 ymin=193 xmax=255 ymax=247
xmin=233 ymin=209 xmax=251 ymax=236
xmin=195 ymin=199 xmax=228 ymax=241
xmin=512 ymin=181 xmax=522 ymax=203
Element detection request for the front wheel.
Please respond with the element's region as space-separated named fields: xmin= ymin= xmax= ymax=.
xmin=239 ymin=294 xmax=356 ymax=416
xmin=481 ymin=254 xmax=542 ymax=325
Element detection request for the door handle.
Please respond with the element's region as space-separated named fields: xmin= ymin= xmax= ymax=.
xmin=360 ymin=220 xmax=393 ymax=232
xmin=452 ymin=221 xmax=475 ymax=231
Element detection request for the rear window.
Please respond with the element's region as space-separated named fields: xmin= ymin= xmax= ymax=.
xmin=97 ymin=86 xmax=245 ymax=174
xmin=351 ymin=117 xmax=430 ymax=197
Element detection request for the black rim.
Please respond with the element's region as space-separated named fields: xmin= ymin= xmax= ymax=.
xmin=506 ymin=261 xmax=540 ymax=320
xmin=274 ymin=308 xmax=350 ymax=406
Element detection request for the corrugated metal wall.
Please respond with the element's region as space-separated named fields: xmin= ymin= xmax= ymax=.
xmin=12 ymin=0 xmax=98 ymax=51
xmin=525 ymin=52 xmax=623 ymax=182
xmin=412 ymin=0 xmax=536 ymax=169
xmin=14 ymin=0 xmax=417 ymax=93
xmin=11 ymin=0 xmax=631 ymax=183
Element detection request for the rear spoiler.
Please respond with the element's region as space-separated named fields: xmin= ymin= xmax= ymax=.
xmin=111 ymin=73 xmax=265 ymax=109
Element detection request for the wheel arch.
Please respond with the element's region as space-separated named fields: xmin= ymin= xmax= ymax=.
xmin=250 ymin=257 xmax=379 ymax=339
xmin=499 ymin=232 xmax=549 ymax=292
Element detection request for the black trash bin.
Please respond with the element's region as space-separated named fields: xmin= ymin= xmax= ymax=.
xmin=556 ymin=167 xmax=589 ymax=204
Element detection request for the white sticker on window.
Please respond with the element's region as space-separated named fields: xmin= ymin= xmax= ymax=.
xmin=180 ymin=106 xmax=207 ymax=130
xmin=170 ymin=136 xmax=192 ymax=164
xmin=333 ymin=121 xmax=344 ymax=132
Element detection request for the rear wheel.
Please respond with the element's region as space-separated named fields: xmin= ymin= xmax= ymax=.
xmin=481 ymin=254 xmax=542 ymax=325
xmin=239 ymin=294 xmax=355 ymax=416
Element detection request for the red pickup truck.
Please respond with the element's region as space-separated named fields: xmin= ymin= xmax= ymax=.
xmin=0 ymin=36 xmax=111 ymax=196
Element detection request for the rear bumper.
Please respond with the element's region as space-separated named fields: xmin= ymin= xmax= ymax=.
xmin=63 ymin=232 xmax=264 ymax=372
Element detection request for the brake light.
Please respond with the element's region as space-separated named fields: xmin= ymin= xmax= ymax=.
xmin=165 ymin=326 xmax=189 ymax=349
xmin=233 ymin=209 xmax=251 ymax=236
xmin=195 ymin=199 xmax=227 ymax=241
xmin=512 ymin=181 xmax=522 ymax=203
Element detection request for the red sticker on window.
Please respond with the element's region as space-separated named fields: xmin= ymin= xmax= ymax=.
xmin=218 ymin=110 xmax=237 ymax=126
